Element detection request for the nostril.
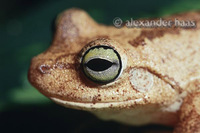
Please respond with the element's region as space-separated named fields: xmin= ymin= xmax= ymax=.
xmin=39 ymin=64 xmax=51 ymax=74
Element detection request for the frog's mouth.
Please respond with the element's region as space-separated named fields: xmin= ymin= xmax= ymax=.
xmin=50 ymin=97 xmax=144 ymax=110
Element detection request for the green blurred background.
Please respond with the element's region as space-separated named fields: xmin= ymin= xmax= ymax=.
xmin=0 ymin=0 xmax=200 ymax=132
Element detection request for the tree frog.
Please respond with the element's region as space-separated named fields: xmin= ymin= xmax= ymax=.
xmin=28 ymin=8 xmax=200 ymax=133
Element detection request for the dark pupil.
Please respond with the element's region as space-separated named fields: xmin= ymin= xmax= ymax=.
xmin=86 ymin=58 xmax=113 ymax=71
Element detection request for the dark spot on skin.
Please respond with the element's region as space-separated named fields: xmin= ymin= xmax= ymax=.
xmin=127 ymin=97 xmax=131 ymax=100
xmin=123 ymin=90 xmax=127 ymax=93
xmin=128 ymin=39 xmax=146 ymax=47
xmin=49 ymin=82 xmax=53 ymax=86
xmin=190 ymin=50 xmax=197 ymax=56
xmin=92 ymin=95 xmax=101 ymax=104
xmin=128 ymin=28 xmax=180 ymax=47
xmin=162 ymin=58 xmax=165 ymax=63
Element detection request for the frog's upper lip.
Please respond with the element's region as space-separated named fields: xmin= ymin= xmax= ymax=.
xmin=50 ymin=97 xmax=144 ymax=110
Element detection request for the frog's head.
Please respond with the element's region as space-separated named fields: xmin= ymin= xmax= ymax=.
xmin=28 ymin=8 xmax=177 ymax=111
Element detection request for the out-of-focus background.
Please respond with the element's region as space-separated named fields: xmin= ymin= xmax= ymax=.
xmin=1 ymin=0 xmax=200 ymax=132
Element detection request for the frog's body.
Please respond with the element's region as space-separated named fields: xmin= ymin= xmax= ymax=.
xmin=28 ymin=8 xmax=200 ymax=132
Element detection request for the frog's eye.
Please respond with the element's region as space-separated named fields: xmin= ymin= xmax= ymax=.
xmin=81 ymin=45 xmax=122 ymax=84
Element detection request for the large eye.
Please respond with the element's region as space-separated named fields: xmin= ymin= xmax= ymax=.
xmin=81 ymin=45 xmax=122 ymax=84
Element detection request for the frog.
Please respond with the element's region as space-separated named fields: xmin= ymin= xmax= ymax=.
xmin=28 ymin=8 xmax=200 ymax=133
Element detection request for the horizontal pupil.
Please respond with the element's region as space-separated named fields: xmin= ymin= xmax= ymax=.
xmin=86 ymin=58 xmax=113 ymax=71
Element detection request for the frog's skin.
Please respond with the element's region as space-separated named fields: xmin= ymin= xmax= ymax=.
xmin=28 ymin=8 xmax=200 ymax=133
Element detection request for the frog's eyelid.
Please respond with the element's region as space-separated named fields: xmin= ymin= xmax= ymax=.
xmin=83 ymin=57 xmax=114 ymax=64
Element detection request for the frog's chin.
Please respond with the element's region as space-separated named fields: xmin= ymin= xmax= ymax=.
xmin=50 ymin=97 xmax=144 ymax=110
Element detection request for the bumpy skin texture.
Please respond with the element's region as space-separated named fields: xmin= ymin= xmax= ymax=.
xmin=174 ymin=91 xmax=200 ymax=133
xmin=28 ymin=8 xmax=200 ymax=132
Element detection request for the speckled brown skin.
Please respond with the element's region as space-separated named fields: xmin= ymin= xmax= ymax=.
xmin=28 ymin=8 xmax=200 ymax=132
xmin=174 ymin=91 xmax=200 ymax=133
